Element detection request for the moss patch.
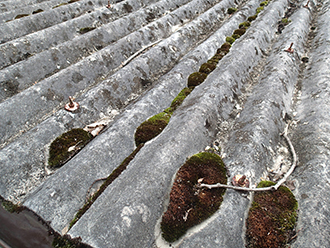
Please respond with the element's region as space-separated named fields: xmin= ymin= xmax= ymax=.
xmin=52 ymin=234 xmax=92 ymax=248
xmin=233 ymin=27 xmax=247 ymax=36
xmin=1 ymin=198 xmax=24 ymax=213
xmin=48 ymin=129 xmax=93 ymax=168
xmin=246 ymin=181 xmax=298 ymax=248
xmin=161 ymin=152 xmax=227 ymax=243
xmin=227 ymin=7 xmax=237 ymax=14
xmin=167 ymin=87 xmax=192 ymax=113
xmin=239 ymin=21 xmax=251 ymax=28
xmin=217 ymin=42 xmax=231 ymax=54
xmin=256 ymin=6 xmax=264 ymax=13
xmin=78 ymin=27 xmax=96 ymax=34
xmin=225 ymin=36 xmax=236 ymax=44
xmin=248 ymin=14 xmax=258 ymax=22
xmin=53 ymin=3 xmax=68 ymax=8
xmin=14 ymin=14 xmax=29 ymax=19
xmin=232 ymin=34 xmax=241 ymax=40
xmin=135 ymin=112 xmax=171 ymax=146
xmin=187 ymin=72 xmax=208 ymax=88
xmin=199 ymin=62 xmax=216 ymax=74
xmin=32 ymin=9 xmax=44 ymax=14
xmin=260 ymin=1 xmax=269 ymax=6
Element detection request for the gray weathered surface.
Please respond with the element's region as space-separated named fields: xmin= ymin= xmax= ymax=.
xmin=23 ymin=0 xmax=252 ymax=232
xmin=1 ymin=0 xmax=330 ymax=246
xmin=67 ymin=1 xmax=287 ymax=246
xmin=178 ymin=4 xmax=312 ymax=247
xmin=291 ymin=1 xmax=330 ymax=246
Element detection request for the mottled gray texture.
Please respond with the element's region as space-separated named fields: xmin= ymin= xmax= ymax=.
xmin=0 ymin=0 xmax=159 ymax=70
xmin=67 ymin=1 xmax=286 ymax=246
xmin=291 ymin=1 xmax=330 ymax=247
xmin=0 ymin=0 xmax=227 ymax=145
xmin=179 ymin=4 xmax=312 ymax=247
xmin=22 ymin=0 xmax=251 ymax=232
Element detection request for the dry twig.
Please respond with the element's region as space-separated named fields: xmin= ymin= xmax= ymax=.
xmin=199 ymin=124 xmax=297 ymax=192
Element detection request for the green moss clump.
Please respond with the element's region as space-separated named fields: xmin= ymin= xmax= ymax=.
xmin=225 ymin=36 xmax=236 ymax=44
xmin=260 ymin=1 xmax=268 ymax=6
xmin=52 ymin=234 xmax=92 ymax=248
xmin=32 ymin=9 xmax=44 ymax=14
xmin=48 ymin=129 xmax=93 ymax=168
xmin=79 ymin=27 xmax=96 ymax=34
xmin=199 ymin=63 xmax=216 ymax=74
xmin=14 ymin=14 xmax=29 ymax=19
xmin=1 ymin=199 xmax=24 ymax=213
xmin=134 ymin=112 xmax=171 ymax=146
xmin=227 ymin=7 xmax=237 ymax=14
xmin=248 ymin=14 xmax=258 ymax=22
xmin=239 ymin=21 xmax=251 ymax=29
xmin=217 ymin=42 xmax=231 ymax=54
xmin=168 ymin=87 xmax=192 ymax=113
xmin=233 ymin=27 xmax=247 ymax=36
xmin=281 ymin=18 xmax=291 ymax=24
xmin=161 ymin=152 xmax=227 ymax=242
xmin=256 ymin=6 xmax=264 ymax=13
xmin=232 ymin=34 xmax=241 ymax=40
xmin=246 ymin=181 xmax=298 ymax=248
xmin=53 ymin=3 xmax=68 ymax=8
xmin=187 ymin=72 xmax=208 ymax=88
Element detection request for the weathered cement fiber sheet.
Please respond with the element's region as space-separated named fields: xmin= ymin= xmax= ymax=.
xmin=291 ymin=1 xmax=330 ymax=247
xmin=0 ymin=0 xmax=193 ymax=100
xmin=0 ymin=0 xmax=105 ymax=44
xmin=67 ymin=1 xmax=287 ymax=247
xmin=22 ymin=0 xmax=253 ymax=233
xmin=178 ymin=5 xmax=312 ymax=248
xmin=0 ymin=0 xmax=226 ymax=145
xmin=1 ymin=0 xmax=236 ymax=205
xmin=0 ymin=0 xmax=64 ymax=23
xmin=0 ymin=0 xmax=159 ymax=70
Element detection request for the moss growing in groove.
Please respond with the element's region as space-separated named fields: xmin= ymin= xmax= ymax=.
xmin=225 ymin=36 xmax=236 ymax=44
xmin=68 ymin=0 xmax=80 ymax=3
xmin=248 ymin=14 xmax=258 ymax=22
xmin=260 ymin=1 xmax=269 ymax=6
xmin=134 ymin=112 xmax=171 ymax=146
xmin=232 ymin=34 xmax=241 ymax=40
xmin=48 ymin=129 xmax=93 ymax=168
xmin=233 ymin=27 xmax=247 ymax=36
xmin=168 ymin=87 xmax=193 ymax=113
xmin=53 ymin=3 xmax=68 ymax=8
xmin=227 ymin=7 xmax=237 ymax=14
xmin=161 ymin=152 xmax=227 ymax=243
xmin=1 ymin=197 xmax=24 ymax=213
xmin=199 ymin=63 xmax=216 ymax=74
xmin=32 ymin=9 xmax=44 ymax=14
xmin=246 ymin=181 xmax=298 ymax=248
xmin=187 ymin=72 xmax=208 ymax=88
xmin=79 ymin=27 xmax=96 ymax=34
xmin=217 ymin=42 xmax=231 ymax=54
xmin=14 ymin=14 xmax=29 ymax=19
xmin=239 ymin=21 xmax=251 ymax=29
xmin=256 ymin=6 xmax=264 ymax=13
xmin=52 ymin=233 xmax=92 ymax=248
xmin=281 ymin=18 xmax=291 ymax=24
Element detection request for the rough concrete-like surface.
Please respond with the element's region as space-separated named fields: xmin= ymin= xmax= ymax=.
xmin=178 ymin=4 xmax=312 ymax=247
xmin=67 ymin=1 xmax=288 ymax=246
xmin=291 ymin=1 xmax=330 ymax=246
xmin=23 ymin=0 xmax=255 ymax=233
xmin=1 ymin=0 xmax=330 ymax=246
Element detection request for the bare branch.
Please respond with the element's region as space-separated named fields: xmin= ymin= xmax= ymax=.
xmin=199 ymin=123 xmax=297 ymax=192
